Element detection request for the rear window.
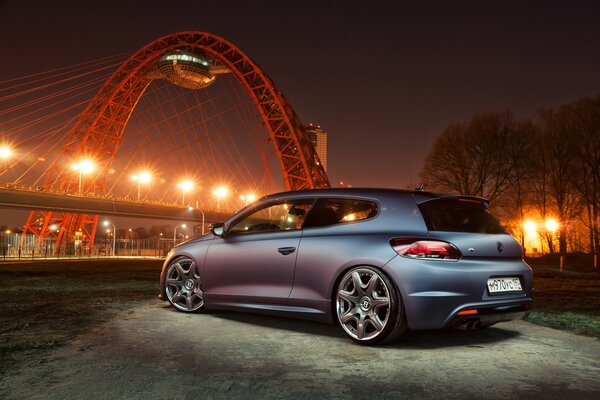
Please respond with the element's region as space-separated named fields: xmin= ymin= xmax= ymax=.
xmin=302 ymin=198 xmax=378 ymax=229
xmin=418 ymin=198 xmax=507 ymax=234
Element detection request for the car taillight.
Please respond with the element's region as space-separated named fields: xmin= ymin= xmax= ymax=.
xmin=390 ymin=238 xmax=462 ymax=261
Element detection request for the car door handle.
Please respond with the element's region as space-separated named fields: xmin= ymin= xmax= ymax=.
xmin=277 ymin=247 xmax=296 ymax=255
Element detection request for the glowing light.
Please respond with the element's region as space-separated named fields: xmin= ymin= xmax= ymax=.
xmin=71 ymin=159 xmax=95 ymax=174
xmin=342 ymin=213 xmax=357 ymax=221
xmin=523 ymin=220 xmax=537 ymax=233
xmin=177 ymin=180 xmax=194 ymax=192
xmin=213 ymin=186 xmax=229 ymax=211
xmin=213 ymin=186 xmax=229 ymax=198
xmin=5 ymin=229 xmax=11 ymax=234
xmin=546 ymin=219 xmax=559 ymax=233
xmin=182 ymin=224 xmax=187 ymax=229
xmin=163 ymin=53 xmax=209 ymax=66
xmin=0 ymin=146 xmax=13 ymax=160
xmin=240 ymin=193 xmax=257 ymax=205
xmin=131 ymin=171 xmax=152 ymax=199
xmin=131 ymin=171 xmax=152 ymax=183
xmin=177 ymin=180 xmax=194 ymax=206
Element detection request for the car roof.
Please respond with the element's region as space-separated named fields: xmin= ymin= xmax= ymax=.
xmin=259 ymin=187 xmax=439 ymax=201
xmin=258 ymin=187 xmax=489 ymax=206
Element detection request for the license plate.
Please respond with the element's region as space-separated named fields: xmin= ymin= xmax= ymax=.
xmin=487 ymin=277 xmax=522 ymax=293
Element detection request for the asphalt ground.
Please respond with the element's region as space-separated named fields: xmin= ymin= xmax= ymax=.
xmin=1 ymin=259 xmax=599 ymax=399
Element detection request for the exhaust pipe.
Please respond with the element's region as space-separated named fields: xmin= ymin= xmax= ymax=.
xmin=465 ymin=319 xmax=482 ymax=330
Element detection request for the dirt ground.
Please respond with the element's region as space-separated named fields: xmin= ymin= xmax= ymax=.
xmin=1 ymin=259 xmax=599 ymax=399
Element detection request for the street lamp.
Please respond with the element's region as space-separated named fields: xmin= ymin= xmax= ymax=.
xmin=545 ymin=219 xmax=559 ymax=233
xmin=131 ymin=171 xmax=152 ymax=200
xmin=177 ymin=180 xmax=194 ymax=206
xmin=240 ymin=193 xmax=257 ymax=206
xmin=187 ymin=206 xmax=205 ymax=235
xmin=523 ymin=220 xmax=537 ymax=234
xmin=71 ymin=159 xmax=95 ymax=194
xmin=103 ymin=220 xmax=116 ymax=257
xmin=174 ymin=223 xmax=187 ymax=244
xmin=213 ymin=186 xmax=229 ymax=211
xmin=0 ymin=145 xmax=13 ymax=160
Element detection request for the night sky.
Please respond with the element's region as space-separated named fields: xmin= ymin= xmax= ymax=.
xmin=2 ymin=0 xmax=600 ymax=189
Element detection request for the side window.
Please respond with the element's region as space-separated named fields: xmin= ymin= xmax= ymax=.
xmin=302 ymin=198 xmax=378 ymax=229
xmin=229 ymin=199 xmax=314 ymax=234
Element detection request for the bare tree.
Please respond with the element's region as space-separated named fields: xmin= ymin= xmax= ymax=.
xmin=563 ymin=96 xmax=600 ymax=255
xmin=502 ymin=121 xmax=537 ymax=248
xmin=535 ymin=108 xmax=581 ymax=254
xmin=421 ymin=112 xmax=516 ymax=203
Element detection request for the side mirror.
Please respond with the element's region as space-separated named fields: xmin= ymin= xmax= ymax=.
xmin=209 ymin=222 xmax=225 ymax=237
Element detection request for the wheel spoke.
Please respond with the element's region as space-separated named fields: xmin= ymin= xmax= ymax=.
xmin=368 ymin=313 xmax=384 ymax=331
xmin=186 ymin=293 xmax=194 ymax=310
xmin=340 ymin=307 xmax=358 ymax=324
xmin=338 ymin=289 xmax=359 ymax=305
xmin=174 ymin=262 xmax=186 ymax=278
xmin=166 ymin=278 xmax=183 ymax=287
xmin=372 ymin=297 xmax=389 ymax=308
xmin=366 ymin=274 xmax=379 ymax=297
xmin=352 ymin=272 xmax=365 ymax=295
xmin=356 ymin=314 xmax=366 ymax=339
xmin=171 ymin=293 xmax=183 ymax=303
xmin=187 ymin=262 xmax=197 ymax=279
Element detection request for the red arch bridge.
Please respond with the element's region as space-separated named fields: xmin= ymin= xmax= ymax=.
xmin=0 ymin=31 xmax=330 ymax=254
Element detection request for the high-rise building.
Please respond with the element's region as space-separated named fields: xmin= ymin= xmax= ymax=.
xmin=304 ymin=124 xmax=328 ymax=171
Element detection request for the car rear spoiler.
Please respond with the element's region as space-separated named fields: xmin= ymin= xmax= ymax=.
xmin=413 ymin=194 xmax=490 ymax=208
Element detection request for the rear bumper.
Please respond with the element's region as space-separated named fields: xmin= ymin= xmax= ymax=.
xmin=383 ymin=256 xmax=533 ymax=330
xmin=446 ymin=302 xmax=531 ymax=328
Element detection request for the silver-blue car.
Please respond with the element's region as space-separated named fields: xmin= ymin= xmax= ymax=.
xmin=160 ymin=188 xmax=533 ymax=345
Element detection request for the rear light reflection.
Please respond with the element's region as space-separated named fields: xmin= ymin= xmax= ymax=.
xmin=391 ymin=238 xmax=462 ymax=261
xmin=457 ymin=309 xmax=478 ymax=316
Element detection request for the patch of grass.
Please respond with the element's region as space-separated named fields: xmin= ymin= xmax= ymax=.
xmin=526 ymin=311 xmax=600 ymax=339
xmin=525 ymin=266 xmax=600 ymax=338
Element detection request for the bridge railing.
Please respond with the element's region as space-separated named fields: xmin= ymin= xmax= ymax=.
xmin=0 ymin=233 xmax=184 ymax=260
xmin=0 ymin=182 xmax=215 ymax=210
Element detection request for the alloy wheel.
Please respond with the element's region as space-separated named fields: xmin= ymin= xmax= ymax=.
xmin=165 ymin=257 xmax=204 ymax=312
xmin=336 ymin=268 xmax=391 ymax=341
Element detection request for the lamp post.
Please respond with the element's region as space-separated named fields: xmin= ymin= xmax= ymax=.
xmin=188 ymin=206 xmax=205 ymax=235
xmin=131 ymin=171 xmax=152 ymax=200
xmin=546 ymin=218 xmax=560 ymax=269
xmin=213 ymin=186 xmax=229 ymax=211
xmin=103 ymin=220 xmax=116 ymax=257
xmin=240 ymin=193 xmax=257 ymax=206
xmin=71 ymin=159 xmax=95 ymax=194
xmin=174 ymin=223 xmax=186 ymax=244
xmin=177 ymin=180 xmax=194 ymax=206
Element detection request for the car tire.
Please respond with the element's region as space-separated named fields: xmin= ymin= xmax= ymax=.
xmin=164 ymin=256 xmax=205 ymax=313
xmin=335 ymin=266 xmax=407 ymax=345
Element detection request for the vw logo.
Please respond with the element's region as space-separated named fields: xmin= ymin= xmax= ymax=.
xmin=497 ymin=241 xmax=504 ymax=253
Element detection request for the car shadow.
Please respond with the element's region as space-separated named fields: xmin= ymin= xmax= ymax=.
xmin=180 ymin=307 xmax=522 ymax=347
